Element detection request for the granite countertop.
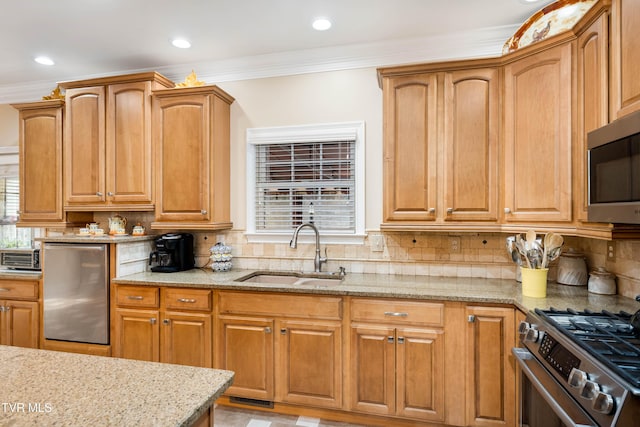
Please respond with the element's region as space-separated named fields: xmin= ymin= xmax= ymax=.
xmin=0 ymin=345 xmax=234 ymax=427
xmin=112 ymin=268 xmax=640 ymax=314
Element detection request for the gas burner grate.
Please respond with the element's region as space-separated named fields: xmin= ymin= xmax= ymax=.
xmin=535 ymin=308 xmax=640 ymax=388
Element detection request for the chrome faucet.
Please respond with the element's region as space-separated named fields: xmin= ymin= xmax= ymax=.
xmin=289 ymin=222 xmax=327 ymax=272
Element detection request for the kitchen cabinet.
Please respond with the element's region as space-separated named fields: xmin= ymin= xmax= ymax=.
xmin=575 ymin=10 xmax=609 ymax=224
xmin=610 ymin=0 xmax=640 ymax=120
xmin=0 ymin=279 xmax=39 ymax=349
xmin=348 ymin=298 xmax=445 ymax=422
xmin=151 ymin=85 xmax=234 ymax=230
xmin=503 ymin=42 xmax=573 ymax=224
xmin=112 ymin=285 xmax=213 ymax=368
xmin=380 ymin=63 xmax=500 ymax=230
xmin=12 ymin=100 xmax=66 ymax=226
xmin=465 ymin=305 xmax=515 ymax=427
xmin=60 ymin=72 xmax=174 ymax=211
xmin=216 ymin=291 xmax=343 ymax=409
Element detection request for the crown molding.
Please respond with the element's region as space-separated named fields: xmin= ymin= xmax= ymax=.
xmin=0 ymin=24 xmax=518 ymax=104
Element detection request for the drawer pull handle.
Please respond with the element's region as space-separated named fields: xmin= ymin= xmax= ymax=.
xmin=0 ymin=288 xmax=9 ymax=292
xmin=384 ymin=312 xmax=408 ymax=317
xmin=127 ymin=296 xmax=144 ymax=300
xmin=177 ymin=298 xmax=197 ymax=303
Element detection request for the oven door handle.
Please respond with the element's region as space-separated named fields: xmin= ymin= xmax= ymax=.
xmin=512 ymin=347 xmax=597 ymax=427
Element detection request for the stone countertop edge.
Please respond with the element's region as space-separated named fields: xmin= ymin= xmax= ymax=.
xmin=0 ymin=270 xmax=42 ymax=280
xmin=0 ymin=345 xmax=234 ymax=427
xmin=36 ymin=235 xmax=157 ymax=243
xmin=112 ymin=268 xmax=640 ymax=315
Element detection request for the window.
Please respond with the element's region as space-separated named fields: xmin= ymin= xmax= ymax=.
xmin=246 ymin=121 xmax=365 ymax=244
xmin=0 ymin=147 xmax=33 ymax=248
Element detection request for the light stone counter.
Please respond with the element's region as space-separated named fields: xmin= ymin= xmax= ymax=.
xmin=37 ymin=235 xmax=157 ymax=244
xmin=0 ymin=345 xmax=233 ymax=427
xmin=0 ymin=270 xmax=41 ymax=280
xmin=112 ymin=268 xmax=640 ymax=314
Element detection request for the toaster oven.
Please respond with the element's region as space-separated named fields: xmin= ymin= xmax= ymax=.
xmin=0 ymin=248 xmax=40 ymax=270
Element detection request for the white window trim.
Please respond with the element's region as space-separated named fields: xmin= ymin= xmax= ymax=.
xmin=246 ymin=121 xmax=366 ymax=245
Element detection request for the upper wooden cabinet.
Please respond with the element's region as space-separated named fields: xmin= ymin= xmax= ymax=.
xmin=502 ymin=42 xmax=573 ymax=225
xmin=610 ymin=0 xmax=640 ymax=120
xmin=380 ymin=63 xmax=500 ymax=230
xmin=12 ymin=100 xmax=66 ymax=226
xmin=60 ymin=72 xmax=174 ymax=211
xmin=151 ymin=85 xmax=234 ymax=230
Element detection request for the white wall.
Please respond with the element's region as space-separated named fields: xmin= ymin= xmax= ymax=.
xmin=218 ymin=67 xmax=384 ymax=231
xmin=0 ymin=104 xmax=18 ymax=147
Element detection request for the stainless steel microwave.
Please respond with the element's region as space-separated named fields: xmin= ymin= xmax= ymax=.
xmin=588 ymin=109 xmax=640 ymax=224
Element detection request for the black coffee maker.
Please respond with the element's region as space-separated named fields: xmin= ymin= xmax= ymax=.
xmin=149 ymin=233 xmax=195 ymax=272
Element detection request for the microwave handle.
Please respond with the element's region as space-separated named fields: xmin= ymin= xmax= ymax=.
xmin=512 ymin=348 xmax=596 ymax=427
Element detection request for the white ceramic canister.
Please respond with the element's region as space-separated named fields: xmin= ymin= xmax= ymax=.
xmin=556 ymin=249 xmax=588 ymax=286
xmin=588 ymin=267 xmax=617 ymax=295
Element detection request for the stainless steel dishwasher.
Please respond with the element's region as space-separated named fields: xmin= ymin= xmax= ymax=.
xmin=43 ymin=243 xmax=109 ymax=345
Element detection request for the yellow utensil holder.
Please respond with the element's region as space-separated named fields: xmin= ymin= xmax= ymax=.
xmin=521 ymin=267 xmax=548 ymax=298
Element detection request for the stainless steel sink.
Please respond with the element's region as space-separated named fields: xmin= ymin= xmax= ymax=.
xmin=237 ymin=271 xmax=343 ymax=286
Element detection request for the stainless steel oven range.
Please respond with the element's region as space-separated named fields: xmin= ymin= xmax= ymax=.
xmin=514 ymin=308 xmax=640 ymax=427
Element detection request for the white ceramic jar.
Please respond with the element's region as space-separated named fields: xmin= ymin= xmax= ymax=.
xmin=556 ymin=249 xmax=588 ymax=286
xmin=588 ymin=267 xmax=617 ymax=295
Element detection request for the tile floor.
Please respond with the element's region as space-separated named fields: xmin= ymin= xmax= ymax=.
xmin=213 ymin=405 xmax=368 ymax=427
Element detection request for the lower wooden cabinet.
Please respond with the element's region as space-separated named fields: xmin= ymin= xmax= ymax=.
xmin=112 ymin=285 xmax=212 ymax=368
xmin=349 ymin=298 xmax=445 ymax=423
xmin=465 ymin=305 xmax=516 ymax=427
xmin=0 ymin=279 xmax=40 ymax=349
xmin=216 ymin=291 xmax=343 ymax=409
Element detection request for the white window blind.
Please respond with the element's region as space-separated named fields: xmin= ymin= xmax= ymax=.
xmin=246 ymin=121 xmax=365 ymax=243
xmin=255 ymin=140 xmax=355 ymax=232
xmin=0 ymin=177 xmax=19 ymax=222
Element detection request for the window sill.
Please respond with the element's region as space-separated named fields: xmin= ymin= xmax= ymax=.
xmin=244 ymin=232 xmax=367 ymax=245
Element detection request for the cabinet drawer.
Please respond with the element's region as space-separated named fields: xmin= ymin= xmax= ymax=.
xmin=0 ymin=280 xmax=38 ymax=300
xmin=163 ymin=288 xmax=212 ymax=312
xmin=351 ymin=298 xmax=444 ymax=326
xmin=218 ymin=291 xmax=342 ymax=320
xmin=115 ymin=286 xmax=160 ymax=308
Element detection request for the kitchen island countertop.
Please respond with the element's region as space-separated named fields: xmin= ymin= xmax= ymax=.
xmin=0 ymin=345 xmax=234 ymax=427
xmin=112 ymin=268 xmax=640 ymax=314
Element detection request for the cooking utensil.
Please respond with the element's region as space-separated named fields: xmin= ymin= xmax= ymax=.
xmin=541 ymin=232 xmax=564 ymax=268
xmin=527 ymin=241 xmax=543 ymax=269
xmin=515 ymin=234 xmax=532 ymax=269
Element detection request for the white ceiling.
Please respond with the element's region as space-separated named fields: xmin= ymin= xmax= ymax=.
xmin=1 ymin=0 xmax=555 ymax=103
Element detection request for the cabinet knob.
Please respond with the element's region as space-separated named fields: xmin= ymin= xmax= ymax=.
xmin=107 ymin=192 xmax=114 ymax=197
xmin=446 ymin=208 xmax=453 ymax=215
xmin=280 ymin=328 xmax=287 ymax=335
xmin=201 ymin=210 xmax=207 ymax=215
xmin=0 ymin=306 xmax=5 ymax=312
xmin=397 ymin=337 xmax=405 ymax=344
xmin=163 ymin=319 xmax=170 ymax=325
xmin=387 ymin=336 xmax=394 ymax=343
xmin=468 ymin=315 xmax=476 ymax=323
xmin=150 ymin=318 xmax=157 ymax=325
xmin=96 ymin=192 xmax=103 ymax=197
xmin=428 ymin=208 xmax=435 ymax=214
xmin=264 ymin=327 xmax=272 ymax=334
xmin=504 ymin=208 xmax=511 ymax=214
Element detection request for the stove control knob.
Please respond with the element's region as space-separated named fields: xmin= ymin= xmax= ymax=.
xmin=524 ymin=327 xmax=543 ymax=343
xmin=593 ymin=391 xmax=615 ymax=414
xmin=581 ymin=380 xmax=600 ymax=400
xmin=568 ymin=368 xmax=588 ymax=389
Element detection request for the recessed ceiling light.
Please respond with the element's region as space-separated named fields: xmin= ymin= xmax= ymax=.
xmin=312 ymin=18 xmax=332 ymax=31
xmin=171 ymin=38 xmax=191 ymax=49
xmin=34 ymin=56 xmax=55 ymax=66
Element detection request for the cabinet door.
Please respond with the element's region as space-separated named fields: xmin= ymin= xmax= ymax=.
xmin=465 ymin=306 xmax=515 ymax=427
xmin=218 ymin=315 xmax=274 ymax=401
xmin=113 ymin=308 xmax=160 ymax=362
xmin=610 ymin=0 xmax=640 ymax=119
xmin=576 ymin=12 xmax=609 ymax=222
xmin=161 ymin=311 xmax=212 ymax=368
xmin=16 ymin=102 xmax=64 ymax=223
xmin=276 ymin=320 xmax=342 ymax=409
xmin=383 ymin=73 xmax=438 ymax=223
xmin=443 ymin=68 xmax=499 ymax=222
xmin=349 ymin=324 xmax=396 ymax=416
xmin=64 ymin=86 xmax=106 ymax=205
xmin=503 ymin=43 xmax=573 ymax=223
xmin=106 ymin=81 xmax=153 ymax=206
xmin=0 ymin=300 xmax=39 ymax=348
xmin=153 ymin=93 xmax=211 ymax=223
xmin=396 ymin=327 xmax=445 ymax=422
